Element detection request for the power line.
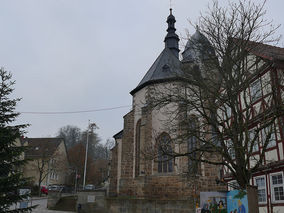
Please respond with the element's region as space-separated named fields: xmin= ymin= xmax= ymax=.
xmin=19 ymin=105 xmax=132 ymax=115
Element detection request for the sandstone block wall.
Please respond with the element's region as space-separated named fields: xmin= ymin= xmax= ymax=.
xmin=106 ymin=198 xmax=195 ymax=213
xmin=109 ymin=145 xmax=118 ymax=197
xmin=121 ymin=111 xmax=134 ymax=179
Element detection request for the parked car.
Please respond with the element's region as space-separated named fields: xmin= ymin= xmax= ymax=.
xmin=84 ymin=184 xmax=95 ymax=190
xmin=48 ymin=185 xmax=61 ymax=191
xmin=41 ymin=186 xmax=48 ymax=195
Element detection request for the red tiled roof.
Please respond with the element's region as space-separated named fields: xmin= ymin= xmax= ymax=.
xmin=233 ymin=38 xmax=284 ymax=61
xmin=247 ymin=41 xmax=284 ymax=61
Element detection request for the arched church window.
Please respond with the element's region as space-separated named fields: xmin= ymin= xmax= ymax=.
xmin=188 ymin=119 xmax=197 ymax=173
xmin=157 ymin=133 xmax=173 ymax=173
xmin=135 ymin=119 xmax=141 ymax=177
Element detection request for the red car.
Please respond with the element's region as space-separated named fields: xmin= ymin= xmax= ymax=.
xmin=41 ymin=186 xmax=48 ymax=195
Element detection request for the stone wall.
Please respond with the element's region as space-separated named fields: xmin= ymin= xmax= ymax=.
xmin=109 ymin=86 xmax=226 ymax=210
xmin=118 ymin=173 xmax=225 ymax=200
xmin=120 ymin=110 xmax=134 ymax=179
xmin=47 ymin=191 xmax=62 ymax=209
xmin=109 ymin=145 xmax=118 ymax=196
xmin=106 ymin=198 xmax=195 ymax=213
xmin=77 ymin=190 xmax=106 ymax=213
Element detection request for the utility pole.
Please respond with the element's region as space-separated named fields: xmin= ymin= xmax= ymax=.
xmin=74 ymin=168 xmax=78 ymax=193
xmin=83 ymin=120 xmax=98 ymax=188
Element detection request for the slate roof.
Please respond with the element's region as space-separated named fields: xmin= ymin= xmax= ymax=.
xmin=113 ymin=130 xmax=123 ymax=140
xmin=130 ymin=47 xmax=182 ymax=95
xmin=182 ymin=30 xmax=216 ymax=63
xmin=24 ymin=138 xmax=63 ymax=159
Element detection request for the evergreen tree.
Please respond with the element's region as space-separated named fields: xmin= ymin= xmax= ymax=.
xmin=0 ymin=68 xmax=33 ymax=212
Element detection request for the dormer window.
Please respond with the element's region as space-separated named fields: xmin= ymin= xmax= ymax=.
xmin=162 ymin=64 xmax=170 ymax=72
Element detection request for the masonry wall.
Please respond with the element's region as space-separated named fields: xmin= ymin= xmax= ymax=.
xmin=120 ymin=110 xmax=134 ymax=180
xmin=106 ymin=198 xmax=195 ymax=213
xmin=109 ymin=145 xmax=118 ymax=197
xmin=110 ymin=83 xmax=226 ymax=211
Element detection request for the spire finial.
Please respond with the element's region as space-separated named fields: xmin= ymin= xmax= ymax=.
xmin=196 ymin=25 xmax=199 ymax=31
xmin=164 ymin=6 xmax=180 ymax=58
xmin=170 ymin=0 xmax=173 ymax=9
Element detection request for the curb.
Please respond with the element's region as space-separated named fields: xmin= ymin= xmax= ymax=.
xmin=31 ymin=197 xmax=48 ymax=201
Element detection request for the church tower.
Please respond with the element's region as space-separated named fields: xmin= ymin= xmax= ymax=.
xmin=164 ymin=8 xmax=180 ymax=58
xmin=109 ymin=9 xmax=226 ymax=212
xmin=130 ymin=9 xmax=182 ymax=95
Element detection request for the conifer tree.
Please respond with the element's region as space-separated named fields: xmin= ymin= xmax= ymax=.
xmin=0 ymin=68 xmax=33 ymax=212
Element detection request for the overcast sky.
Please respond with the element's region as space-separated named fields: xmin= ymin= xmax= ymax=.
xmin=1 ymin=0 xmax=283 ymax=143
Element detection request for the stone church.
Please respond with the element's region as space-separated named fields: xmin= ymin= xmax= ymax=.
xmin=108 ymin=9 xmax=225 ymax=212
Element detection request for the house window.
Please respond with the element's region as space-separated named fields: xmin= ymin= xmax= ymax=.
xmin=262 ymin=126 xmax=276 ymax=148
xmin=135 ymin=120 xmax=141 ymax=177
xmin=228 ymin=180 xmax=239 ymax=191
xmin=188 ymin=120 xmax=197 ymax=173
xmin=249 ymin=129 xmax=259 ymax=152
xmin=270 ymin=172 xmax=284 ymax=202
xmin=254 ymin=176 xmax=266 ymax=203
xmin=227 ymin=139 xmax=235 ymax=159
xmin=224 ymin=104 xmax=231 ymax=119
xmin=158 ymin=133 xmax=173 ymax=173
xmin=250 ymin=79 xmax=262 ymax=102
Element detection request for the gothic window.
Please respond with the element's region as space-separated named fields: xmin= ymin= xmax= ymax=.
xmin=135 ymin=120 xmax=141 ymax=177
xmin=188 ymin=120 xmax=197 ymax=173
xmin=157 ymin=133 xmax=173 ymax=173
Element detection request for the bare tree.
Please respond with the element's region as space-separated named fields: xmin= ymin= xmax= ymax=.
xmin=57 ymin=125 xmax=81 ymax=149
xmin=81 ymin=127 xmax=101 ymax=160
xmin=145 ymin=0 xmax=283 ymax=206
xmin=35 ymin=154 xmax=49 ymax=196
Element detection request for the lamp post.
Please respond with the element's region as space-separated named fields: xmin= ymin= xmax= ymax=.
xmin=83 ymin=120 xmax=98 ymax=188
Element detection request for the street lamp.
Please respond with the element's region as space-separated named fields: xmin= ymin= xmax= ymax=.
xmin=83 ymin=120 xmax=98 ymax=188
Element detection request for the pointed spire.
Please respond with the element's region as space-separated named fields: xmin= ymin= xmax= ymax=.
xmin=196 ymin=25 xmax=199 ymax=31
xmin=164 ymin=8 xmax=180 ymax=58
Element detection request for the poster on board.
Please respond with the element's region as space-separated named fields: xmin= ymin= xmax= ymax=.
xmin=227 ymin=190 xmax=248 ymax=213
xmin=200 ymin=191 xmax=227 ymax=213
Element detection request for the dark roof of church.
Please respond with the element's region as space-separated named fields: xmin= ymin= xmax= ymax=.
xmin=130 ymin=47 xmax=182 ymax=95
xmin=182 ymin=29 xmax=216 ymax=63
xmin=130 ymin=9 xmax=181 ymax=95
xmin=24 ymin=138 xmax=63 ymax=159
xmin=113 ymin=130 xmax=123 ymax=139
